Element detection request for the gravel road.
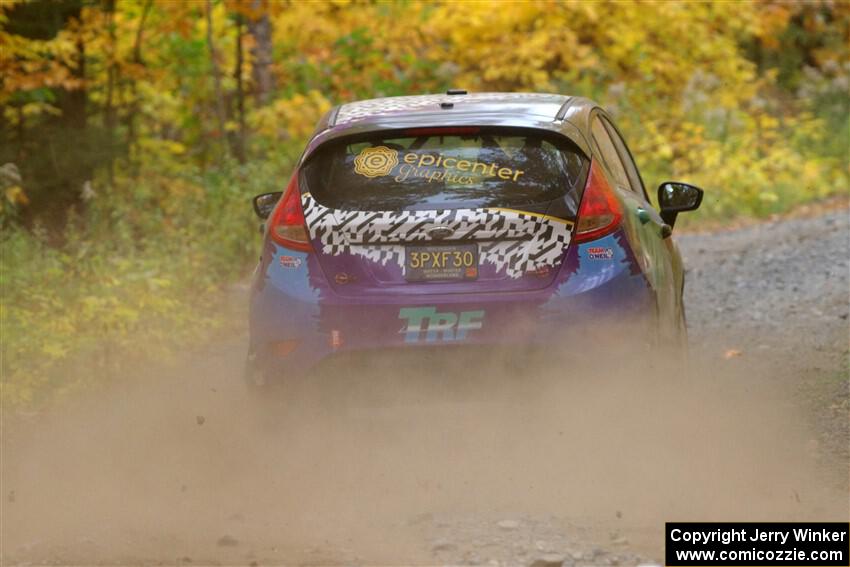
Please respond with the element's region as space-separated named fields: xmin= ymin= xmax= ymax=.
xmin=3 ymin=209 xmax=848 ymax=567
xmin=681 ymin=208 xmax=848 ymax=354
xmin=680 ymin=209 xmax=849 ymax=469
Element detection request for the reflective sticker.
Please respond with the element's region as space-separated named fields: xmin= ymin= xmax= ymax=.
xmin=586 ymin=246 xmax=614 ymax=260
xmin=279 ymin=255 xmax=302 ymax=268
xmin=330 ymin=329 xmax=343 ymax=350
xmin=398 ymin=307 xmax=485 ymax=344
xmin=302 ymin=193 xmax=572 ymax=279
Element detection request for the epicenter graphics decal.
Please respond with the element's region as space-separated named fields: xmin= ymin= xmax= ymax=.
xmin=353 ymin=146 xmax=399 ymax=178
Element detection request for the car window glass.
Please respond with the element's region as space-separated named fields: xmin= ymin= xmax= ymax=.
xmin=591 ymin=117 xmax=631 ymax=191
xmin=601 ymin=117 xmax=646 ymax=198
xmin=303 ymin=129 xmax=587 ymax=214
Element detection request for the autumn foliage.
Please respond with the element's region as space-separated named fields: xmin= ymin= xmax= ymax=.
xmin=1 ymin=0 xmax=848 ymax=405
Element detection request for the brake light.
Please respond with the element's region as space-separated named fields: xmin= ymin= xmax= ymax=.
xmin=574 ymin=159 xmax=623 ymax=243
xmin=267 ymin=173 xmax=311 ymax=252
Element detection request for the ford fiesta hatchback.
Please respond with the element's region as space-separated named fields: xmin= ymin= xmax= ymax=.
xmin=247 ymin=91 xmax=703 ymax=386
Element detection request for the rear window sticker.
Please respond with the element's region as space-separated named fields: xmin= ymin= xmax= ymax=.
xmin=302 ymin=193 xmax=572 ymax=279
xmin=586 ymin=246 xmax=614 ymax=260
xmin=352 ymin=146 xmax=525 ymax=185
xmin=279 ymin=255 xmax=303 ymax=268
xmin=353 ymin=146 xmax=398 ymax=178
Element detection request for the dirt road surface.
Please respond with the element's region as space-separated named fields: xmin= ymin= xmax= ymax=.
xmin=3 ymin=209 xmax=848 ymax=566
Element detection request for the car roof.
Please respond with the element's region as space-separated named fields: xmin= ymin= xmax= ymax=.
xmin=301 ymin=92 xmax=599 ymax=162
xmin=336 ymin=92 xmax=569 ymax=124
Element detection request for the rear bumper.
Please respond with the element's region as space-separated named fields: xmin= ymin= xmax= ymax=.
xmin=249 ymin=231 xmax=655 ymax=379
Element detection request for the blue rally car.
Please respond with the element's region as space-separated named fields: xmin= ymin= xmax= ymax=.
xmin=247 ymin=91 xmax=703 ymax=385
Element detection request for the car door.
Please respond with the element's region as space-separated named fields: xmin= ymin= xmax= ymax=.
xmin=589 ymin=112 xmax=679 ymax=336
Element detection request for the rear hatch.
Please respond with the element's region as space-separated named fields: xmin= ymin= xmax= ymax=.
xmin=300 ymin=127 xmax=588 ymax=296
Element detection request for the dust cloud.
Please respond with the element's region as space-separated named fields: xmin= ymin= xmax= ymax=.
xmin=2 ymin=323 xmax=848 ymax=565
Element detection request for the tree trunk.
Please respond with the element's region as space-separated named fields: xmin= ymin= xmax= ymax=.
xmin=206 ymin=0 xmax=230 ymax=160
xmin=125 ymin=0 xmax=153 ymax=174
xmin=233 ymin=11 xmax=247 ymax=163
xmin=55 ymin=9 xmax=89 ymax=224
xmin=103 ymin=0 xmax=117 ymax=183
xmin=16 ymin=105 xmax=25 ymax=153
xmin=247 ymin=0 xmax=274 ymax=106
xmin=61 ymin=35 xmax=87 ymax=131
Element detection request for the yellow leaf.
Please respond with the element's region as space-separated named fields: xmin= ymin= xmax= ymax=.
xmin=5 ymin=186 xmax=29 ymax=206
xmin=42 ymin=342 xmax=70 ymax=359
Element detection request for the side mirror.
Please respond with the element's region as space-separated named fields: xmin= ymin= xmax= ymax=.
xmin=657 ymin=182 xmax=703 ymax=227
xmin=252 ymin=192 xmax=282 ymax=220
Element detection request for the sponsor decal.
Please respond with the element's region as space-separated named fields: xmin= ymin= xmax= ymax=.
xmin=302 ymin=193 xmax=572 ymax=279
xmin=279 ymin=255 xmax=302 ymax=268
xmin=398 ymin=307 xmax=485 ymax=344
xmin=586 ymin=246 xmax=614 ymax=260
xmin=353 ymin=146 xmax=399 ymax=178
xmin=352 ymin=146 xmax=525 ymax=185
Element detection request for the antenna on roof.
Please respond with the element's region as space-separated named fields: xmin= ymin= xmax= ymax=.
xmin=446 ymin=89 xmax=467 ymax=95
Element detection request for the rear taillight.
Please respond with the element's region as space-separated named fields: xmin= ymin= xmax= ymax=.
xmin=574 ymin=159 xmax=623 ymax=243
xmin=267 ymin=173 xmax=311 ymax=252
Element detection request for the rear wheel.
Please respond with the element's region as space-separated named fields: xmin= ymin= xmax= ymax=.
xmin=243 ymin=355 xmax=274 ymax=406
xmin=243 ymin=352 xmax=309 ymax=407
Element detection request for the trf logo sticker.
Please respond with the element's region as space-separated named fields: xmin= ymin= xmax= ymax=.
xmin=398 ymin=307 xmax=485 ymax=343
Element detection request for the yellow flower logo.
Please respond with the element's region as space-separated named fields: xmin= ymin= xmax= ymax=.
xmin=354 ymin=146 xmax=399 ymax=178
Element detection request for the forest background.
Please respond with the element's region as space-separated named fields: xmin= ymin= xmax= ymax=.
xmin=1 ymin=0 xmax=848 ymax=406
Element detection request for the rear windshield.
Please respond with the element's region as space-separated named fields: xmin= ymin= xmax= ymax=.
xmin=302 ymin=128 xmax=587 ymax=215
